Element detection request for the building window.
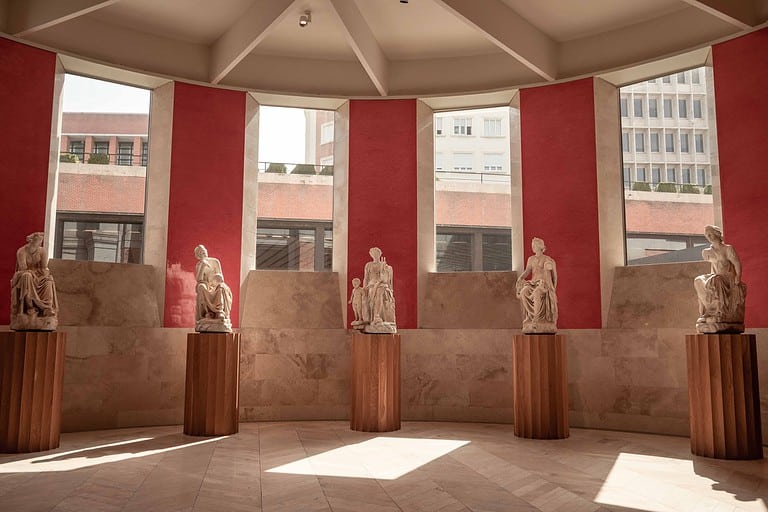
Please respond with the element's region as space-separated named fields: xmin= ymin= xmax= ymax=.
xmin=435 ymin=117 xmax=443 ymax=136
xmin=93 ymin=141 xmax=109 ymax=154
xmin=320 ymin=122 xmax=334 ymax=144
xmin=623 ymin=167 xmax=631 ymax=189
xmin=649 ymin=98 xmax=658 ymax=117
xmin=635 ymin=132 xmax=645 ymax=152
xmin=693 ymin=100 xmax=702 ymax=118
xmin=256 ymin=221 xmax=331 ymax=271
xmin=633 ymin=98 xmax=643 ymax=117
xmin=68 ymin=140 xmax=85 ymax=161
xmin=620 ymin=98 xmax=628 ymax=117
xmin=666 ymin=167 xmax=676 ymax=183
xmin=677 ymin=72 xmax=687 ymax=84
xmin=436 ymin=227 xmax=511 ymax=272
xmin=435 ymin=152 xmax=444 ymax=171
xmin=697 ymin=168 xmax=707 ymax=186
xmin=117 ymin=142 xmax=133 ymax=166
xmin=695 ymin=133 xmax=704 ymax=153
xmin=483 ymin=153 xmax=504 ymax=172
xmin=662 ymin=76 xmax=671 ymax=84
xmin=650 ymin=132 xmax=660 ymax=152
xmin=647 ymin=79 xmax=657 ymax=84
xmin=663 ymin=99 xmax=673 ymax=118
xmin=680 ymin=133 xmax=689 ymax=153
xmin=453 ymin=152 xmax=473 ymax=171
xmin=678 ymin=99 xmax=688 ymax=118
xmin=682 ymin=167 xmax=692 ymax=183
xmin=622 ymin=132 xmax=630 ymax=152
xmin=141 ymin=141 xmax=148 ymax=166
xmin=55 ymin=212 xmax=144 ymax=264
xmin=636 ymin=167 xmax=647 ymax=182
xmin=453 ymin=117 xmax=472 ymax=136
xmin=692 ymin=69 xmax=700 ymax=84
xmin=483 ymin=118 xmax=502 ymax=137
xmin=651 ymin=167 xmax=661 ymax=184
xmin=665 ymin=133 xmax=674 ymax=152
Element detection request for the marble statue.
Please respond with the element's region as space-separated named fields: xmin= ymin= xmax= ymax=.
xmin=10 ymin=232 xmax=58 ymax=331
xmin=694 ymin=225 xmax=746 ymax=333
xmin=194 ymin=245 xmax=233 ymax=333
xmin=348 ymin=277 xmax=364 ymax=328
xmin=516 ymin=237 xmax=558 ymax=334
xmin=349 ymin=247 xmax=396 ymax=333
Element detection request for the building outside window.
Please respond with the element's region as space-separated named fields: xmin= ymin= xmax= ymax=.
xmin=453 ymin=152 xmax=473 ymax=171
xmin=665 ymin=133 xmax=674 ymax=152
xmin=620 ymin=98 xmax=628 ymax=117
xmin=483 ymin=118 xmax=502 ymax=137
xmin=650 ymin=132 xmax=660 ymax=152
xmin=682 ymin=167 xmax=692 ymax=183
xmin=453 ymin=117 xmax=472 ymax=136
xmin=636 ymin=167 xmax=647 ymax=182
xmin=435 ymin=117 xmax=443 ymax=135
xmin=622 ymin=132 xmax=630 ymax=152
xmin=680 ymin=133 xmax=689 ymax=153
xmin=663 ymin=99 xmax=672 ymax=118
xmin=320 ymin=122 xmax=333 ymax=144
xmin=695 ymin=133 xmax=704 ymax=153
xmin=633 ymin=98 xmax=643 ymax=117
xmin=93 ymin=141 xmax=109 ymax=154
xmin=117 ymin=142 xmax=133 ymax=165
xmin=693 ymin=100 xmax=703 ymax=118
xmin=435 ymin=152 xmax=444 ymax=171
xmin=666 ymin=167 xmax=676 ymax=182
xmin=652 ymin=167 xmax=661 ymax=184
xmin=649 ymin=98 xmax=658 ymax=117
xmin=68 ymin=140 xmax=85 ymax=161
xmin=697 ymin=168 xmax=707 ymax=186
xmin=677 ymin=72 xmax=687 ymax=84
xmin=679 ymin=99 xmax=688 ymax=118
xmin=635 ymin=133 xmax=645 ymax=152
xmin=483 ymin=153 xmax=503 ymax=172
xmin=141 ymin=141 xmax=148 ymax=166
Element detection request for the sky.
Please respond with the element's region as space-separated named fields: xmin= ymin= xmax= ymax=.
xmin=62 ymin=74 xmax=308 ymax=164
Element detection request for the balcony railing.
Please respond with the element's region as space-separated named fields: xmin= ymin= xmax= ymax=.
xmin=436 ymin=170 xmax=510 ymax=183
xmin=258 ymin=162 xmax=333 ymax=176
xmin=59 ymin=152 xmax=147 ymax=167
xmin=624 ymin=180 xmax=712 ymax=194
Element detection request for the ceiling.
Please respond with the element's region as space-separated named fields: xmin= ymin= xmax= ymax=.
xmin=1 ymin=0 xmax=766 ymax=98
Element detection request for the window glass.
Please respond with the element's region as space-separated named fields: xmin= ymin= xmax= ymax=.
xmin=633 ymin=98 xmax=643 ymax=117
xmin=483 ymin=118 xmax=503 ymax=137
xmin=650 ymin=132 xmax=660 ymax=152
xmin=635 ymin=133 xmax=645 ymax=152
xmin=648 ymin=98 xmax=658 ymax=117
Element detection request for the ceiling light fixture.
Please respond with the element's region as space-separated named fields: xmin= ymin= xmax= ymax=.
xmin=299 ymin=10 xmax=311 ymax=27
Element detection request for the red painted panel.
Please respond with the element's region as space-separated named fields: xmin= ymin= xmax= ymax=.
xmin=713 ymin=28 xmax=768 ymax=327
xmin=520 ymin=79 xmax=602 ymax=329
xmin=347 ymin=100 xmax=418 ymax=329
xmin=165 ymin=83 xmax=246 ymax=328
xmin=0 ymin=39 xmax=56 ymax=324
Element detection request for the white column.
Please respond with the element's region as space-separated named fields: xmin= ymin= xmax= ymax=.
xmin=239 ymin=93 xmax=260 ymax=321
xmin=509 ymin=92 xmax=524 ymax=271
xmin=333 ymin=101 xmax=350 ymax=326
xmin=44 ymin=57 xmax=65 ymax=257
xmin=416 ymin=100 xmax=435 ymax=327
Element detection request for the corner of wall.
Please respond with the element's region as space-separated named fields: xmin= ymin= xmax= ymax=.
xmin=240 ymin=94 xmax=260 ymax=321
xmin=416 ymin=100 xmax=435 ymax=328
xmin=44 ymin=57 xmax=66 ymax=257
xmin=333 ymin=101 xmax=350 ymax=327
xmin=509 ymin=92 xmax=524 ymax=272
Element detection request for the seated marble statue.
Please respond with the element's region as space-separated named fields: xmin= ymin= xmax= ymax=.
xmin=11 ymin=232 xmax=58 ymax=331
xmin=516 ymin=237 xmax=558 ymax=334
xmin=194 ymin=245 xmax=233 ymax=333
xmin=358 ymin=247 xmax=396 ymax=334
xmin=693 ymin=225 xmax=746 ymax=333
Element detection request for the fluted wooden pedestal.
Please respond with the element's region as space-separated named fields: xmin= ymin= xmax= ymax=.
xmin=184 ymin=332 xmax=241 ymax=436
xmin=0 ymin=331 xmax=66 ymax=453
xmin=350 ymin=333 xmax=401 ymax=432
xmin=685 ymin=334 xmax=762 ymax=459
xmin=512 ymin=334 xmax=569 ymax=439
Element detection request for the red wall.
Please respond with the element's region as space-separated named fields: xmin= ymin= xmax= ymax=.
xmin=0 ymin=38 xmax=56 ymax=324
xmin=519 ymin=78 xmax=602 ymax=329
xmin=164 ymin=82 xmax=246 ymax=328
xmin=347 ymin=100 xmax=418 ymax=329
xmin=712 ymin=27 xmax=768 ymax=327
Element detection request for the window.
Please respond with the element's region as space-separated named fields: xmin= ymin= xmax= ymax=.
xmin=483 ymin=118 xmax=502 ymax=137
xmin=697 ymin=168 xmax=706 ymax=186
xmin=141 ymin=141 xmax=148 ymax=167
xmin=650 ymin=132 xmax=660 ymax=152
xmin=453 ymin=117 xmax=472 ymax=136
xmin=256 ymin=221 xmax=331 ymax=271
xmin=649 ymin=98 xmax=658 ymax=118
xmin=678 ymin=99 xmax=687 ymax=118
xmin=636 ymin=167 xmax=647 ymax=182
xmin=93 ymin=141 xmax=109 ymax=154
xmin=453 ymin=152 xmax=473 ymax=171
xmin=682 ymin=167 xmax=692 ymax=183
xmin=680 ymin=133 xmax=689 ymax=153
xmin=68 ymin=140 xmax=85 ymax=161
xmin=622 ymin=132 xmax=630 ymax=152
xmin=692 ymin=69 xmax=700 ymax=84
xmin=677 ymin=72 xmax=686 ymax=84
xmin=635 ymin=132 xmax=645 ymax=152
xmin=117 ymin=142 xmax=133 ymax=166
xmin=620 ymin=98 xmax=628 ymax=117
xmin=435 ymin=117 xmax=443 ymax=136
xmin=633 ymin=98 xmax=643 ymax=117
xmin=652 ymin=167 xmax=661 ymax=184
xmin=665 ymin=133 xmax=674 ymax=152
xmin=483 ymin=153 xmax=504 ymax=172
xmin=693 ymin=100 xmax=702 ymax=118
xmin=435 ymin=152 xmax=444 ymax=171
xmin=55 ymin=213 xmax=144 ymax=264
xmin=663 ymin=99 xmax=672 ymax=118
xmin=648 ymin=79 xmax=657 ymax=84
xmin=320 ymin=122 xmax=334 ymax=144
xmin=695 ymin=134 xmax=704 ymax=153
xmin=623 ymin=167 xmax=631 ymax=188
xmin=436 ymin=227 xmax=511 ymax=272
xmin=666 ymin=167 xmax=676 ymax=183
xmin=662 ymin=76 xmax=671 ymax=84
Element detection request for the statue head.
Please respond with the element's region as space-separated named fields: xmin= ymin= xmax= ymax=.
xmin=369 ymin=247 xmax=382 ymax=261
xmin=194 ymin=245 xmax=208 ymax=260
xmin=704 ymin=225 xmax=723 ymax=244
xmin=26 ymin=232 xmax=45 ymax=248
xmin=531 ymin=237 xmax=546 ymax=254
xmin=352 ymin=277 xmax=361 ymax=287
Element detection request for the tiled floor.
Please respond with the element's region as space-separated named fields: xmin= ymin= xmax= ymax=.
xmin=1 ymin=422 xmax=766 ymax=511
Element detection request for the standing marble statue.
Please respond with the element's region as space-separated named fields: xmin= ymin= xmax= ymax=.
xmin=516 ymin=237 xmax=558 ymax=334
xmin=349 ymin=247 xmax=396 ymax=333
xmin=694 ymin=225 xmax=746 ymax=333
xmin=10 ymin=232 xmax=58 ymax=331
xmin=194 ymin=245 xmax=233 ymax=333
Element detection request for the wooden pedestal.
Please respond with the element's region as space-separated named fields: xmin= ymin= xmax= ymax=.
xmin=512 ymin=334 xmax=569 ymax=439
xmin=0 ymin=331 xmax=66 ymax=453
xmin=686 ymin=334 xmax=763 ymax=459
xmin=350 ymin=333 xmax=401 ymax=432
xmin=184 ymin=332 xmax=241 ymax=436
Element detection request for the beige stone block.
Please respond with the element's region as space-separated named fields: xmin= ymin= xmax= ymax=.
xmin=600 ymin=329 xmax=659 ymax=358
xmin=560 ymin=329 xmax=604 ymax=357
xmin=455 ymin=354 xmax=511 ymax=382
xmin=317 ymin=379 xmax=350 ymax=406
xmin=239 ymin=328 xmax=349 ymax=355
xmin=613 ymin=357 xmax=684 ymax=388
xmin=240 ymin=271 xmax=343 ymax=328
xmin=468 ymin=380 xmax=513 ymax=408
xmin=420 ymin=272 xmax=521 ymax=329
xmin=50 ymin=259 xmax=161 ymax=327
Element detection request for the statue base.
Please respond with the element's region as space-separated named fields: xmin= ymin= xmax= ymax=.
xmin=512 ymin=334 xmax=569 ymax=439
xmin=351 ymin=332 xmax=400 ymax=432
xmin=695 ymin=319 xmax=744 ymax=334
xmin=521 ymin=322 xmax=557 ymax=334
xmin=685 ymin=334 xmax=762 ymax=459
xmin=363 ymin=322 xmax=397 ymax=334
xmin=184 ymin=332 xmax=240 ymax=436
xmin=10 ymin=313 xmax=57 ymax=331
xmin=195 ymin=317 xmax=233 ymax=333
xmin=0 ymin=331 xmax=66 ymax=453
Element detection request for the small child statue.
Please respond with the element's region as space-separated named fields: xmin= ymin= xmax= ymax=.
xmin=349 ymin=277 xmax=365 ymax=329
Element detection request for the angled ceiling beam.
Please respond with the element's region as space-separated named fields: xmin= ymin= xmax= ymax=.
xmin=7 ymin=0 xmax=119 ymax=36
xmin=679 ymin=0 xmax=761 ymax=29
xmin=432 ymin=0 xmax=558 ymax=82
xmin=327 ymin=0 xmax=388 ymax=96
xmin=209 ymin=0 xmax=297 ymax=85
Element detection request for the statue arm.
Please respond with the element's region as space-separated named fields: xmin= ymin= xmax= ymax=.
xmin=517 ymin=257 xmax=533 ymax=282
xmin=551 ymin=259 xmax=558 ymax=289
xmin=727 ymin=245 xmax=742 ymax=284
xmin=15 ymin=248 xmax=28 ymax=271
